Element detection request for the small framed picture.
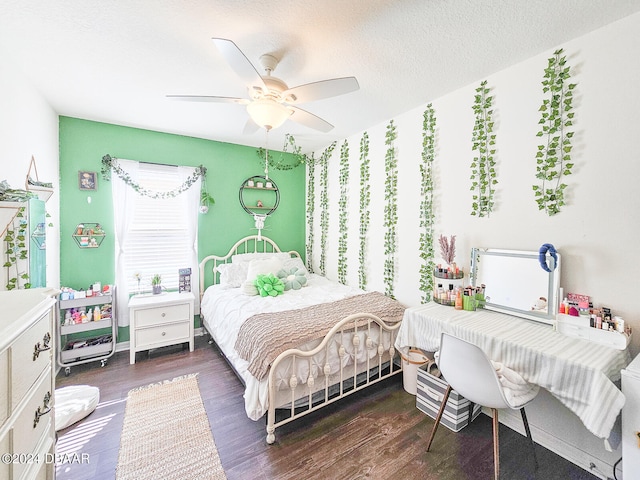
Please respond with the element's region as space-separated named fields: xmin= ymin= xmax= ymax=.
xmin=78 ymin=171 xmax=97 ymax=191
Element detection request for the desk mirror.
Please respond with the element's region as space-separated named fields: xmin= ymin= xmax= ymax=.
xmin=470 ymin=248 xmax=560 ymax=324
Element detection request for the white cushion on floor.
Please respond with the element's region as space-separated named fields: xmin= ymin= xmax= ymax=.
xmin=55 ymin=385 xmax=100 ymax=431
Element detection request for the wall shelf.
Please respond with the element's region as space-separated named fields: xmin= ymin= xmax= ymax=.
xmin=25 ymin=155 xmax=54 ymax=202
xmin=72 ymin=222 xmax=106 ymax=248
xmin=239 ymin=175 xmax=280 ymax=216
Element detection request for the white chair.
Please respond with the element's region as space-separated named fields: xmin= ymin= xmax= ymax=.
xmin=426 ymin=333 xmax=538 ymax=480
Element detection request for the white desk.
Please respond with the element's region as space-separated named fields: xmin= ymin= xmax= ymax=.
xmin=395 ymin=302 xmax=630 ymax=440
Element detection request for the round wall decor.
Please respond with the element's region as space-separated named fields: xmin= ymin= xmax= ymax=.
xmin=239 ymin=175 xmax=280 ymax=216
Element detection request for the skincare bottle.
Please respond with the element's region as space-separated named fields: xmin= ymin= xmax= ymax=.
xmin=455 ymin=289 xmax=463 ymax=310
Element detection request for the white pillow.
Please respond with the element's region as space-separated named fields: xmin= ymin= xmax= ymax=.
xmin=232 ymin=252 xmax=291 ymax=265
xmin=216 ymin=263 xmax=248 ymax=287
xmin=241 ymin=279 xmax=259 ymax=296
xmin=55 ymin=385 xmax=100 ymax=430
xmin=281 ymin=256 xmax=308 ymax=275
xmin=246 ymin=257 xmax=282 ymax=280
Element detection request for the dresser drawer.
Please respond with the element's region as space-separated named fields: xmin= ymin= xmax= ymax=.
xmin=13 ymin=370 xmax=53 ymax=480
xmin=135 ymin=321 xmax=190 ymax=349
xmin=11 ymin=311 xmax=52 ymax=409
xmin=134 ymin=303 xmax=190 ymax=327
xmin=0 ymin=349 xmax=8 ymax=428
xmin=0 ymin=432 xmax=9 ymax=480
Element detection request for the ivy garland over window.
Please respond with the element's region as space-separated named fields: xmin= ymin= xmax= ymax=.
xmin=470 ymin=80 xmax=497 ymax=217
xmin=338 ymin=140 xmax=349 ymax=284
xmin=419 ymin=104 xmax=437 ymax=303
xmin=305 ymin=153 xmax=316 ymax=274
xmin=101 ymin=155 xmax=211 ymax=204
xmin=319 ymin=142 xmax=336 ymax=276
xmin=358 ymin=132 xmax=370 ymax=291
xmin=533 ymin=48 xmax=576 ymax=216
xmin=383 ymin=120 xmax=398 ymax=299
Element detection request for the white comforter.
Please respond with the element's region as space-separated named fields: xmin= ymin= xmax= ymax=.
xmin=200 ymin=274 xmax=364 ymax=420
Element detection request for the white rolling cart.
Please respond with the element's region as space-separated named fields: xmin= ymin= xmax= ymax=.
xmin=57 ymin=288 xmax=117 ymax=376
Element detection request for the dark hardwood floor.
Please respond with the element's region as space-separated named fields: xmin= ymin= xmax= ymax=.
xmin=54 ymin=335 xmax=600 ymax=480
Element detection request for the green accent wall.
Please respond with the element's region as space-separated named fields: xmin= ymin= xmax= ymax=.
xmin=59 ymin=117 xmax=306 ymax=342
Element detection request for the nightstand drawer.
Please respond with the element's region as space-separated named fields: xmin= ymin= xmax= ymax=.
xmin=135 ymin=321 xmax=190 ymax=348
xmin=134 ymin=303 xmax=190 ymax=327
xmin=11 ymin=311 xmax=52 ymax=409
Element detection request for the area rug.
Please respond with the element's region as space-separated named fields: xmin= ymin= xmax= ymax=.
xmin=116 ymin=373 xmax=227 ymax=480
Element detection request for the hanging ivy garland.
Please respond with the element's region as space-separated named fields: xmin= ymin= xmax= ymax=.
xmin=3 ymin=208 xmax=30 ymax=290
xmin=256 ymin=134 xmax=309 ymax=171
xmin=419 ymin=104 xmax=437 ymax=304
xmin=305 ymin=152 xmax=317 ymax=274
xmin=319 ymin=142 xmax=336 ymax=276
xmin=383 ymin=120 xmax=398 ymax=299
xmin=101 ymin=155 xmax=213 ymax=211
xmin=470 ymin=80 xmax=497 ymax=217
xmin=533 ymin=48 xmax=576 ymax=216
xmin=337 ymin=140 xmax=350 ymax=285
xmin=358 ymin=132 xmax=370 ymax=291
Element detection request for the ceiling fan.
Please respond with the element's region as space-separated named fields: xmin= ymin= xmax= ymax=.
xmin=167 ymin=38 xmax=360 ymax=133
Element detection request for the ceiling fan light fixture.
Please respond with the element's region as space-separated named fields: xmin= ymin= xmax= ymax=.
xmin=246 ymin=99 xmax=292 ymax=131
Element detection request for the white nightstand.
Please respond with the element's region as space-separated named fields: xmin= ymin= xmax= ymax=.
xmin=128 ymin=291 xmax=195 ymax=364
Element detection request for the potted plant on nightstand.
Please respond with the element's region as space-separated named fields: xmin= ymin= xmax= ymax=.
xmin=151 ymin=274 xmax=162 ymax=294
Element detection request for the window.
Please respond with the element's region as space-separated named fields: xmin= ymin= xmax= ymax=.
xmin=123 ymin=163 xmax=193 ymax=293
xmin=112 ymin=160 xmax=200 ymax=326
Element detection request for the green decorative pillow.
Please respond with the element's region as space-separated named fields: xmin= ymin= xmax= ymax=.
xmin=277 ymin=267 xmax=308 ymax=291
xmin=254 ymin=273 xmax=285 ymax=297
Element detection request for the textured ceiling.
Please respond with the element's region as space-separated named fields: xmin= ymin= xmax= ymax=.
xmin=1 ymin=0 xmax=639 ymax=153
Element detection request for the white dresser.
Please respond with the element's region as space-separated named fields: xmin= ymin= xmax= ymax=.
xmin=128 ymin=291 xmax=195 ymax=364
xmin=0 ymin=288 xmax=58 ymax=480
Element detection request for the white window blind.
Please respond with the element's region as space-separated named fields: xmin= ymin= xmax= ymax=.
xmin=122 ymin=163 xmax=192 ymax=293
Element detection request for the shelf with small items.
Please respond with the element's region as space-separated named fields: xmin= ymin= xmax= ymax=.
xmin=72 ymin=222 xmax=106 ymax=248
xmin=433 ymin=263 xmax=465 ymax=307
xmin=239 ymin=176 xmax=280 ymax=216
xmin=58 ymin=285 xmax=117 ymax=375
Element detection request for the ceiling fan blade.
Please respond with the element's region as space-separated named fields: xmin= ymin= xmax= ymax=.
xmin=290 ymin=106 xmax=334 ymax=132
xmin=212 ymin=38 xmax=267 ymax=90
xmin=283 ymin=77 xmax=359 ymax=104
xmin=242 ymin=118 xmax=260 ymax=135
xmin=166 ymin=95 xmax=249 ymax=105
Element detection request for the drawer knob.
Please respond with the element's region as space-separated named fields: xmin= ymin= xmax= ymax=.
xmin=162 ymin=331 xmax=166 ymax=336
xmin=33 ymin=391 xmax=52 ymax=428
xmin=33 ymin=332 xmax=52 ymax=361
xmin=161 ymin=313 xmax=166 ymax=317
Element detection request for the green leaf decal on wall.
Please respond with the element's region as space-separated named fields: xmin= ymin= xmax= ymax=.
xmin=533 ymin=48 xmax=577 ymax=216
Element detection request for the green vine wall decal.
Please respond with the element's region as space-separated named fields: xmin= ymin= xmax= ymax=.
xmin=338 ymin=140 xmax=350 ymax=284
xmin=358 ymin=132 xmax=370 ymax=291
xmin=419 ymin=104 xmax=437 ymax=303
xmin=3 ymin=208 xmax=30 ymax=290
xmin=383 ymin=120 xmax=398 ymax=299
xmin=470 ymin=80 xmax=497 ymax=217
xmin=319 ymin=142 xmax=336 ymax=276
xmin=305 ymin=153 xmax=316 ymax=273
xmin=533 ymin=48 xmax=576 ymax=215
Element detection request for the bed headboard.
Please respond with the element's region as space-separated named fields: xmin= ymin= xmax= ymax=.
xmin=198 ymin=235 xmax=301 ymax=299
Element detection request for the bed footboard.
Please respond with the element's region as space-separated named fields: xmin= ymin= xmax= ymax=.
xmin=266 ymin=312 xmax=402 ymax=444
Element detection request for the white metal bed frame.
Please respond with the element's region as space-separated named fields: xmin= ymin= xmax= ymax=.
xmin=198 ymin=235 xmax=403 ymax=444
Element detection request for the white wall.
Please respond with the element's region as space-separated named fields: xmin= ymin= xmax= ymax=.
xmin=0 ymin=55 xmax=60 ymax=289
xmin=310 ymin=12 xmax=640 ymax=355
